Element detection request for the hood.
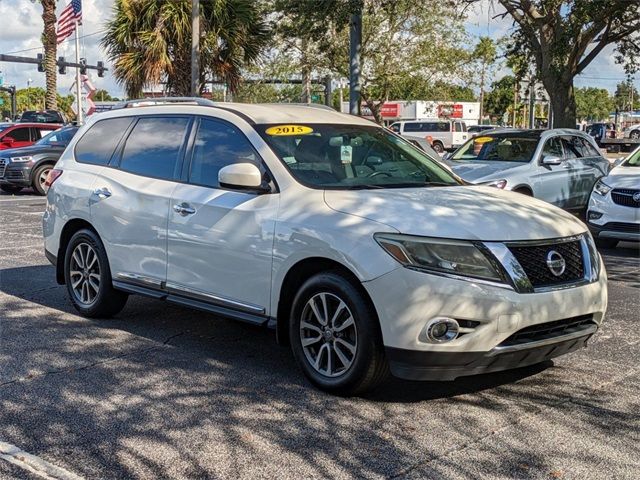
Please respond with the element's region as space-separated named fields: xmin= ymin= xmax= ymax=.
xmin=0 ymin=144 xmax=64 ymax=158
xmin=605 ymin=166 xmax=640 ymax=189
xmin=324 ymin=186 xmax=587 ymax=242
xmin=444 ymin=160 xmax=525 ymax=183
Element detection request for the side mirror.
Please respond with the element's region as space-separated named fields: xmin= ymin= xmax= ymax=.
xmin=542 ymin=155 xmax=562 ymax=166
xmin=2 ymin=136 xmax=15 ymax=146
xmin=218 ymin=162 xmax=268 ymax=192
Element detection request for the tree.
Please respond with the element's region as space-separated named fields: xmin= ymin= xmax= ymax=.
xmin=93 ymin=89 xmax=119 ymax=102
xmin=492 ymin=0 xmax=640 ymax=128
xmin=575 ymin=87 xmax=613 ymax=121
xmin=613 ymin=80 xmax=640 ymax=112
xmin=41 ymin=0 xmax=57 ymax=110
xmin=484 ymin=75 xmax=516 ymax=121
xmin=102 ymin=0 xmax=270 ymax=97
xmin=473 ymin=36 xmax=496 ymax=122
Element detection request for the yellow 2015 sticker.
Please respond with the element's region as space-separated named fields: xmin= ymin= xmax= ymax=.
xmin=474 ymin=136 xmax=494 ymax=144
xmin=265 ymin=125 xmax=314 ymax=136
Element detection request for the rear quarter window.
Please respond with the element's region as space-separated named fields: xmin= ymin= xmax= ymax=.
xmin=75 ymin=117 xmax=134 ymax=166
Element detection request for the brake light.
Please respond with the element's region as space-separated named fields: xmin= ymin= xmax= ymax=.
xmin=45 ymin=169 xmax=63 ymax=188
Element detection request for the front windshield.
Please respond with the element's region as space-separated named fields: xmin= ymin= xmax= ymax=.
xmin=0 ymin=124 xmax=11 ymax=132
xmin=257 ymin=123 xmax=460 ymax=189
xmin=36 ymin=128 xmax=76 ymax=146
xmin=622 ymin=148 xmax=640 ymax=167
xmin=20 ymin=111 xmax=62 ymax=123
xmin=452 ymin=134 xmax=539 ymax=163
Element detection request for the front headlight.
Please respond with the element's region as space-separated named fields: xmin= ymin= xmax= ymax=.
xmin=10 ymin=156 xmax=34 ymax=163
xmin=374 ymin=233 xmax=504 ymax=282
xmin=484 ymin=179 xmax=507 ymax=189
xmin=593 ymin=179 xmax=611 ymax=196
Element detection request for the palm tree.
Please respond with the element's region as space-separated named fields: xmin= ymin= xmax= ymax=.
xmin=41 ymin=0 xmax=58 ymax=110
xmin=102 ymin=0 xmax=270 ymax=98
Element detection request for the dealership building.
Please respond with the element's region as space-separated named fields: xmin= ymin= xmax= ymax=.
xmin=340 ymin=101 xmax=481 ymax=125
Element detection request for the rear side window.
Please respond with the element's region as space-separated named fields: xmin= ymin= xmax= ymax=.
xmin=389 ymin=123 xmax=400 ymax=133
xmin=403 ymin=123 xmax=422 ymax=132
xmin=75 ymin=118 xmax=133 ymax=166
xmin=119 ymin=116 xmax=190 ymax=180
xmin=561 ymin=136 xmax=584 ymax=159
xmin=189 ymin=118 xmax=259 ymax=189
xmin=9 ymin=127 xmax=30 ymax=142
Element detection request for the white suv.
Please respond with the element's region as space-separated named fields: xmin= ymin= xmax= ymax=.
xmin=43 ymin=99 xmax=607 ymax=395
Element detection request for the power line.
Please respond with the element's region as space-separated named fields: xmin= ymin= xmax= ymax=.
xmin=0 ymin=29 xmax=106 ymax=56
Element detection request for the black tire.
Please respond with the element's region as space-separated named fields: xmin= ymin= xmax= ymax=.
xmin=32 ymin=164 xmax=53 ymax=196
xmin=289 ymin=271 xmax=388 ymax=396
xmin=513 ymin=188 xmax=533 ymax=196
xmin=64 ymin=228 xmax=128 ymax=318
xmin=595 ymin=238 xmax=618 ymax=249
xmin=432 ymin=142 xmax=444 ymax=154
xmin=0 ymin=184 xmax=23 ymax=194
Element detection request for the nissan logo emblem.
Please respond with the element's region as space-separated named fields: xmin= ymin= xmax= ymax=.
xmin=546 ymin=250 xmax=566 ymax=277
xmin=633 ymin=192 xmax=640 ymax=203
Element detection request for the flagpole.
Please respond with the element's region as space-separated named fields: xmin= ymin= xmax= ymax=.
xmin=74 ymin=19 xmax=83 ymax=125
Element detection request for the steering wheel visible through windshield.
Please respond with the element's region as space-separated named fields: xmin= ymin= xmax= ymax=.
xmin=452 ymin=134 xmax=539 ymax=163
xmin=257 ymin=123 xmax=460 ymax=189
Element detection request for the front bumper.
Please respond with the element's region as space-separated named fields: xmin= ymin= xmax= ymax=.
xmin=588 ymin=192 xmax=640 ymax=242
xmin=363 ymin=251 xmax=607 ymax=381
xmin=0 ymin=163 xmax=32 ymax=187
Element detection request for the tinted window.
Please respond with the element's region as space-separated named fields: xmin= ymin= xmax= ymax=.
xmin=542 ymin=137 xmax=563 ymax=159
xmin=37 ymin=127 xmax=78 ymax=146
xmin=577 ymin=137 xmax=600 ymax=157
xmin=454 ymin=122 xmax=463 ymax=132
xmin=75 ymin=117 xmax=133 ymax=166
xmin=561 ymin=136 xmax=583 ymax=159
xmin=120 ymin=117 xmax=190 ymax=180
xmin=9 ymin=127 xmax=30 ymax=142
xmin=403 ymin=123 xmax=422 ymax=132
xmin=20 ymin=111 xmax=64 ymax=123
xmin=189 ymin=118 xmax=259 ymax=188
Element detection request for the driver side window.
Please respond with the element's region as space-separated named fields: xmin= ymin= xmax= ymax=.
xmin=542 ymin=137 xmax=563 ymax=160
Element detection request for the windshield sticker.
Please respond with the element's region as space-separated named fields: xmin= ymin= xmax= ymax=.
xmin=265 ymin=125 xmax=314 ymax=136
xmin=340 ymin=145 xmax=353 ymax=164
xmin=474 ymin=136 xmax=494 ymax=144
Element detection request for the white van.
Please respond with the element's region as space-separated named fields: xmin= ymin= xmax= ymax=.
xmin=390 ymin=119 xmax=468 ymax=153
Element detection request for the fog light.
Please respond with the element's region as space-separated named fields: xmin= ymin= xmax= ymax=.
xmin=425 ymin=317 xmax=459 ymax=343
xmin=588 ymin=210 xmax=603 ymax=220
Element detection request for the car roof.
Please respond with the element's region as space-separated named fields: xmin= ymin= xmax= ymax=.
xmin=103 ymin=101 xmax=376 ymax=127
xmin=473 ymin=128 xmax=592 ymax=139
xmin=9 ymin=123 xmax=62 ymax=128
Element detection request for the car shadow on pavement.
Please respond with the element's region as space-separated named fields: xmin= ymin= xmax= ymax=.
xmin=2 ymin=264 xmax=639 ymax=478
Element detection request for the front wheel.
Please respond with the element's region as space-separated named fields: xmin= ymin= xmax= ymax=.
xmin=289 ymin=271 xmax=388 ymax=395
xmin=64 ymin=229 xmax=128 ymax=318
xmin=630 ymin=131 xmax=640 ymax=140
xmin=432 ymin=142 xmax=445 ymax=154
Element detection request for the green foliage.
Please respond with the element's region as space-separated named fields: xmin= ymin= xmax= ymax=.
xmin=575 ymin=87 xmax=614 ymax=121
xmin=93 ymin=90 xmax=120 ymax=102
xmin=102 ymin=0 xmax=271 ymax=97
xmin=613 ymin=81 xmax=640 ymax=111
xmin=484 ymin=75 xmax=516 ymax=119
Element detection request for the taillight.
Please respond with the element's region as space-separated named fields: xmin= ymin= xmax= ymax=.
xmin=45 ymin=169 xmax=63 ymax=188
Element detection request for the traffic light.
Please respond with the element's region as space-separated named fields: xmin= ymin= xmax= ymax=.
xmin=97 ymin=61 xmax=105 ymax=78
xmin=58 ymin=57 xmax=66 ymax=74
xmin=37 ymin=53 xmax=45 ymax=72
xmin=79 ymin=58 xmax=87 ymax=75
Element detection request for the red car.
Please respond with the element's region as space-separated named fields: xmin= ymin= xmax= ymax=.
xmin=0 ymin=123 xmax=62 ymax=150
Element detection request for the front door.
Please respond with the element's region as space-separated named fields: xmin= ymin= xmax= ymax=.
xmin=166 ymin=117 xmax=278 ymax=319
xmin=534 ymin=136 xmax=575 ymax=208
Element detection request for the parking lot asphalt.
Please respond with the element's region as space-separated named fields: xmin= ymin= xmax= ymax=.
xmin=1 ymin=191 xmax=639 ymax=480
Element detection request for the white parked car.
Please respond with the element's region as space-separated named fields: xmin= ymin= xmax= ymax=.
xmin=43 ymin=100 xmax=607 ymax=395
xmin=389 ymin=119 xmax=468 ymax=153
xmin=587 ymin=146 xmax=640 ymax=248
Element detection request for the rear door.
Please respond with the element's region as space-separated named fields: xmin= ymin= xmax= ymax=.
xmin=165 ymin=116 xmax=278 ymax=321
xmin=90 ymin=115 xmax=192 ymax=289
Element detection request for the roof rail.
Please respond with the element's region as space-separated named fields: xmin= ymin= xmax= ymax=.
xmin=265 ymin=102 xmax=336 ymax=112
xmin=113 ymin=97 xmax=216 ymax=109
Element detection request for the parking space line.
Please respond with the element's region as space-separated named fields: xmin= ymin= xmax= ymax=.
xmin=0 ymin=440 xmax=83 ymax=480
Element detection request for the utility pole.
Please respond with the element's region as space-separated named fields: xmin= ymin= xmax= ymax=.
xmin=512 ymin=82 xmax=518 ymax=127
xmin=191 ymin=0 xmax=200 ymax=97
xmin=528 ymin=76 xmax=535 ymax=129
xmin=74 ymin=21 xmax=83 ymax=125
xmin=349 ymin=6 xmax=362 ymax=115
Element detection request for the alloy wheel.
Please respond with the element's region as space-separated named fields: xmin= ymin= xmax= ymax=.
xmin=299 ymin=292 xmax=358 ymax=378
xmin=69 ymin=242 xmax=101 ymax=306
xmin=39 ymin=167 xmax=51 ymax=190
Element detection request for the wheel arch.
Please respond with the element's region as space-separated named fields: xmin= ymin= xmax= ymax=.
xmin=55 ymin=218 xmax=98 ymax=284
xmin=30 ymin=158 xmax=58 ymax=183
xmin=511 ymin=184 xmax=534 ymax=196
xmin=274 ymin=257 xmax=377 ymax=347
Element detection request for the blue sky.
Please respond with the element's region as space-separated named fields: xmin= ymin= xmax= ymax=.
xmin=0 ymin=0 xmax=637 ymax=99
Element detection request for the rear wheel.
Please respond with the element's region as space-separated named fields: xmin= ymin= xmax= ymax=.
xmin=289 ymin=271 xmax=388 ymax=395
xmin=630 ymin=130 xmax=640 ymax=139
xmin=432 ymin=141 xmax=444 ymax=154
xmin=0 ymin=184 xmax=22 ymax=194
xmin=32 ymin=164 xmax=53 ymax=195
xmin=64 ymin=229 xmax=128 ymax=318
xmin=595 ymin=238 xmax=618 ymax=249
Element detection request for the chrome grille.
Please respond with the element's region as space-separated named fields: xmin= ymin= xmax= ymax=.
xmin=508 ymin=240 xmax=584 ymax=288
xmin=611 ymin=188 xmax=640 ymax=208
xmin=0 ymin=158 xmax=7 ymax=178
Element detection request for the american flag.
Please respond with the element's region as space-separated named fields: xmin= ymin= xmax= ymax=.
xmin=56 ymin=0 xmax=82 ymax=44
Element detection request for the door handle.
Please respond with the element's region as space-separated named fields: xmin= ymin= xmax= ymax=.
xmin=173 ymin=202 xmax=196 ymax=216
xmin=93 ymin=187 xmax=112 ymax=199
